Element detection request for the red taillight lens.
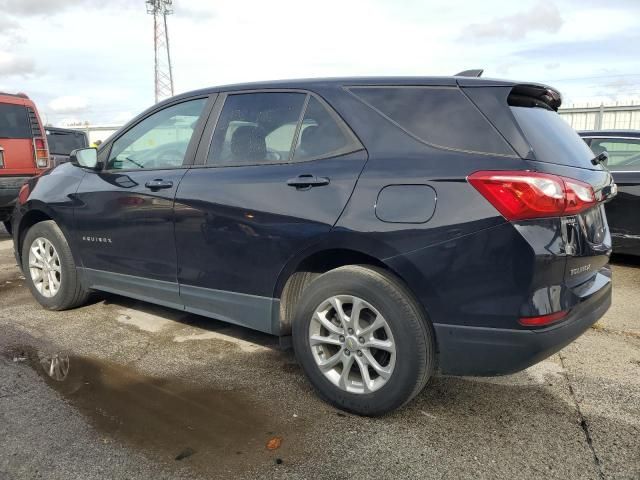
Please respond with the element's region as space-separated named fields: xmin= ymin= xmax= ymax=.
xmin=519 ymin=310 xmax=568 ymax=327
xmin=33 ymin=137 xmax=49 ymax=168
xmin=468 ymin=171 xmax=596 ymax=221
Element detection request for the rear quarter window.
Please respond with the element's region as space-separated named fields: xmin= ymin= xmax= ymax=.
xmin=0 ymin=103 xmax=31 ymax=139
xmin=348 ymin=86 xmax=515 ymax=156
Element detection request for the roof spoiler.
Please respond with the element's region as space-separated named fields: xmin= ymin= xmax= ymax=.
xmin=455 ymin=69 xmax=484 ymax=78
xmin=508 ymin=84 xmax=562 ymax=112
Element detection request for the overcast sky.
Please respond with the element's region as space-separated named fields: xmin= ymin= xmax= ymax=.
xmin=1 ymin=0 xmax=638 ymax=126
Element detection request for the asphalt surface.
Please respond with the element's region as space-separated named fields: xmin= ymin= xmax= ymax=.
xmin=0 ymin=224 xmax=638 ymax=480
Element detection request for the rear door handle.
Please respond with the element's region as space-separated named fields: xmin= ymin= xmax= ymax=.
xmin=145 ymin=179 xmax=173 ymax=190
xmin=286 ymin=175 xmax=330 ymax=189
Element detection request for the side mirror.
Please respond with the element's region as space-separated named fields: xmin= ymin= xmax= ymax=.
xmin=69 ymin=148 xmax=102 ymax=170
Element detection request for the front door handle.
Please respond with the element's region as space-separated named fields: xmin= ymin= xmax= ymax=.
xmin=145 ymin=179 xmax=173 ymax=190
xmin=286 ymin=175 xmax=330 ymax=189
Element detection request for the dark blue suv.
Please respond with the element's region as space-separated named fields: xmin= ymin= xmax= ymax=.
xmin=11 ymin=76 xmax=616 ymax=415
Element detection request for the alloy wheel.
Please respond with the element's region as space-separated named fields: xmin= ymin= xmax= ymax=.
xmin=309 ymin=295 xmax=396 ymax=394
xmin=28 ymin=237 xmax=62 ymax=298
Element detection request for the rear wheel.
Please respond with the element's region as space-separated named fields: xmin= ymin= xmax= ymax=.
xmin=292 ymin=265 xmax=435 ymax=416
xmin=22 ymin=220 xmax=90 ymax=310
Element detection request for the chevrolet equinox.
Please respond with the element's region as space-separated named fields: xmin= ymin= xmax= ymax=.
xmin=12 ymin=75 xmax=616 ymax=415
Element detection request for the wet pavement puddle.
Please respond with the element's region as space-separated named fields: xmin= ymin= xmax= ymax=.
xmin=4 ymin=345 xmax=296 ymax=475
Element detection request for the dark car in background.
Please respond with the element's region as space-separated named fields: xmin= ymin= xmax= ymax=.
xmin=580 ymin=130 xmax=640 ymax=256
xmin=45 ymin=127 xmax=89 ymax=168
xmin=0 ymin=92 xmax=49 ymax=233
xmin=11 ymin=76 xmax=615 ymax=415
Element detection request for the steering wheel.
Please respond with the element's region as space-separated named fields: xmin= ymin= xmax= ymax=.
xmin=266 ymin=148 xmax=282 ymax=162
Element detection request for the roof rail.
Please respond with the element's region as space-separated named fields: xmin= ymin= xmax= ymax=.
xmin=454 ymin=69 xmax=484 ymax=78
xmin=0 ymin=91 xmax=29 ymax=99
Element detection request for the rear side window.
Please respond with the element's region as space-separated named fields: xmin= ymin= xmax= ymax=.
xmin=46 ymin=130 xmax=87 ymax=155
xmin=208 ymin=92 xmax=361 ymax=166
xmin=510 ymin=107 xmax=597 ymax=169
xmin=349 ymin=86 xmax=515 ymax=156
xmin=0 ymin=103 xmax=31 ymax=139
xmin=208 ymin=92 xmax=306 ymax=165
xmin=589 ymin=138 xmax=640 ymax=171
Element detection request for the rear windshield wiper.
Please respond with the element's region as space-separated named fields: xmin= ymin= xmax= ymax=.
xmin=591 ymin=151 xmax=608 ymax=166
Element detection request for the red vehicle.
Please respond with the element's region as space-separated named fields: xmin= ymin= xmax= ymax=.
xmin=0 ymin=92 xmax=49 ymax=232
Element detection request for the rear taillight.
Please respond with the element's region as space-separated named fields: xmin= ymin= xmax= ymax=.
xmin=33 ymin=137 xmax=49 ymax=168
xmin=519 ymin=310 xmax=568 ymax=327
xmin=26 ymin=106 xmax=49 ymax=168
xmin=468 ymin=171 xmax=597 ymax=221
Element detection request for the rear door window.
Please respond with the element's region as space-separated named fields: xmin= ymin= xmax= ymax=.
xmin=588 ymin=138 xmax=640 ymax=171
xmin=208 ymin=92 xmax=362 ymax=166
xmin=0 ymin=103 xmax=31 ymax=139
xmin=510 ymin=106 xmax=599 ymax=169
xmin=349 ymin=86 xmax=515 ymax=156
xmin=292 ymin=96 xmax=360 ymax=161
xmin=207 ymin=92 xmax=306 ymax=165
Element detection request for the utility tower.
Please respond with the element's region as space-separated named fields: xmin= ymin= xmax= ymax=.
xmin=146 ymin=0 xmax=174 ymax=103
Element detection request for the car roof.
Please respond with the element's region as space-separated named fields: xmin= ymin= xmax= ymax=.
xmin=108 ymin=75 xmax=558 ymax=146
xmin=164 ymin=75 xmax=554 ymax=102
xmin=579 ymin=130 xmax=640 ymax=138
xmin=0 ymin=92 xmax=36 ymax=107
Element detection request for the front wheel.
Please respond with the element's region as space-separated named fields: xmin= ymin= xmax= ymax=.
xmin=292 ymin=265 xmax=435 ymax=416
xmin=22 ymin=220 xmax=90 ymax=310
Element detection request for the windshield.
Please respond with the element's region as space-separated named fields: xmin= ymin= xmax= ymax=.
xmin=46 ymin=131 xmax=87 ymax=155
xmin=0 ymin=103 xmax=31 ymax=138
xmin=510 ymin=106 xmax=600 ymax=170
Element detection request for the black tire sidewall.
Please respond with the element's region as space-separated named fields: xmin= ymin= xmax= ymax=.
xmin=21 ymin=221 xmax=79 ymax=310
xmin=292 ymin=266 xmax=432 ymax=416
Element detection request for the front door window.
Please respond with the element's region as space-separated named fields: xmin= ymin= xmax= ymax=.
xmin=107 ymin=98 xmax=206 ymax=170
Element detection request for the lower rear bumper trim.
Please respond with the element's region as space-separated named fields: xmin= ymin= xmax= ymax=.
xmin=434 ymin=282 xmax=611 ymax=376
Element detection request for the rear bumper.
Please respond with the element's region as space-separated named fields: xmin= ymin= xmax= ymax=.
xmin=435 ymin=278 xmax=611 ymax=376
xmin=0 ymin=176 xmax=31 ymax=210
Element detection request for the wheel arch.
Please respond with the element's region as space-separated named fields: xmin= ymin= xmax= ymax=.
xmin=16 ymin=204 xmax=79 ymax=266
xmin=274 ymin=245 xmax=417 ymax=336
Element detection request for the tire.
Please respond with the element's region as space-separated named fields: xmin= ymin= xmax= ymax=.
xmin=292 ymin=265 xmax=435 ymax=416
xmin=21 ymin=220 xmax=90 ymax=310
xmin=2 ymin=220 xmax=11 ymax=235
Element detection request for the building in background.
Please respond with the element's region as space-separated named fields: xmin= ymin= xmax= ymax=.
xmin=559 ymin=101 xmax=640 ymax=131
